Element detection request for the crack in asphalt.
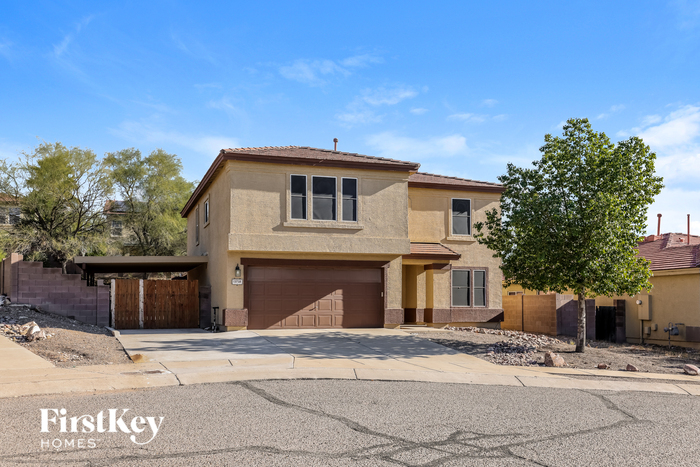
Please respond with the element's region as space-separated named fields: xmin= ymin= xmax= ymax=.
xmin=0 ymin=383 xmax=649 ymax=466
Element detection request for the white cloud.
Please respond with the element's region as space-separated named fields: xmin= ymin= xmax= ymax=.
xmin=646 ymin=187 xmax=700 ymax=235
xmin=52 ymin=15 xmax=93 ymax=58
xmin=596 ymin=104 xmax=626 ymax=120
xmin=410 ymin=108 xmax=428 ymax=115
xmin=360 ymin=86 xmax=417 ymax=106
xmin=279 ymin=59 xmax=348 ymax=86
xmin=493 ymin=114 xmax=508 ymax=122
xmin=637 ymin=105 xmax=700 ymax=148
xmin=336 ymin=110 xmax=383 ymax=126
xmin=0 ymin=40 xmax=13 ymax=60
xmin=448 ymin=113 xmax=487 ymax=123
xmin=365 ymin=132 xmax=468 ymax=160
xmin=481 ymin=99 xmax=498 ymax=107
xmin=339 ymin=54 xmax=383 ymax=68
xmin=279 ymin=54 xmax=383 ymax=86
xmin=109 ymin=120 xmax=239 ymax=157
xmin=336 ymin=85 xmax=418 ymax=127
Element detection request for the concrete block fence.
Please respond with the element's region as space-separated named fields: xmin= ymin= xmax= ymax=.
xmin=7 ymin=259 xmax=109 ymax=326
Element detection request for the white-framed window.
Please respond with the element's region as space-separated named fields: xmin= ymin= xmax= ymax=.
xmin=8 ymin=207 xmax=20 ymax=225
xmin=341 ymin=177 xmax=357 ymax=222
xmin=111 ymin=220 xmax=123 ymax=237
xmin=452 ymin=270 xmax=470 ymax=307
xmin=204 ymin=198 xmax=210 ymax=225
xmin=290 ymin=174 xmax=307 ymax=220
xmin=195 ymin=205 xmax=200 ymax=245
xmin=451 ymin=198 xmax=471 ymax=235
xmin=312 ymin=176 xmax=336 ymax=221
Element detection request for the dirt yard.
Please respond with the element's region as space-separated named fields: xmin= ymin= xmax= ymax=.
xmin=0 ymin=305 xmax=132 ymax=367
xmin=413 ymin=326 xmax=700 ymax=376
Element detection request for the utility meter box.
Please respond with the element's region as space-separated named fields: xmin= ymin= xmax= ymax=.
xmin=637 ymin=295 xmax=651 ymax=320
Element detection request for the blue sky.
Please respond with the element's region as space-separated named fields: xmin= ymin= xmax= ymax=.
xmin=1 ymin=1 xmax=699 ymax=234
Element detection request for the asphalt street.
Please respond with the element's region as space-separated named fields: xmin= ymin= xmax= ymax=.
xmin=0 ymin=380 xmax=698 ymax=466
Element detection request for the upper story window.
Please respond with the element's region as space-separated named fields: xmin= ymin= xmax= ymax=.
xmin=341 ymin=178 xmax=357 ymax=222
xmin=291 ymin=175 xmax=307 ymax=220
xmin=0 ymin=207 xmax=21 ymax=225
xmin=312 ymin=176 xmax=336 ymax=221
xmin=452 ymin=198 xmax=471 ymax=235
xmin=452 ymin=270 xmax=470 ymax=307
xmin=111 ymin=220 xmax=123 ymax=237
xmin=204 ymin=199 xmax=210 ymax=225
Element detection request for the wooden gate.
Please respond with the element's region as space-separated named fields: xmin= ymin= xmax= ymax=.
xmin=112 ymin=279 xmax=199 ymax=329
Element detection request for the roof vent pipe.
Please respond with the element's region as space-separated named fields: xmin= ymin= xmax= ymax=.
xmin=657 ymin=213 xmax=662 ymax=237
xmin=688 ymin=214 xmax=691 ymax=245
xmin=333 ymin=138 xmax=338 ymax=151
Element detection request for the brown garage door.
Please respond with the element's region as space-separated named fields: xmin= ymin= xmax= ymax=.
xmin=247 ymin=267 xmax=383 ymax=329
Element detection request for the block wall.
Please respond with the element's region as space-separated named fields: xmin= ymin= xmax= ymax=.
xmin=13 ymin=261 xmax=109 ymax=326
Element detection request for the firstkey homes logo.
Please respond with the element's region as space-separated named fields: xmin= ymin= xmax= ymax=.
xmin=40 ymin=408 xmax=165 ymax=450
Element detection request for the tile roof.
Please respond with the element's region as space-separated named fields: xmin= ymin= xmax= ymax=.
xmin=637 ymin=233 xmax=700 ymax=271
xmin=408 ymin=172 xmax=505 ymax=193
xmin=404 ymin=243 xmax=461 ymax=260
xmin=104 ymin=200 xmax=128 ymax=214
xmin=222 ymin=146 xmax=421 ymax=170
xmin=182 ymin=145 xmax=421 ymax=216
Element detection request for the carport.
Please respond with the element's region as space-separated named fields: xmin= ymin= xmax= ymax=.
xmin=73 ymin=256 xmax=209 ymax=330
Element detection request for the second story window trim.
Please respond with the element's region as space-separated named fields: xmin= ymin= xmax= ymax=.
xmin=203 ymin=195 xmax=210 ymax=227
xmin=195 ymin=205 xmax=200 ymax=246
xmin=451 ymin=198 xmax=472 ymax=236
xmin=290 ymin=174 xmax=307 ymax=220
xmin=341 ymin=177 xmax=358 ymax=222
xmin=312 ymin=176 xmax=337 ymax=221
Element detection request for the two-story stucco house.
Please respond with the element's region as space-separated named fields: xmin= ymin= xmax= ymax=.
xmin=182 ymin=146 xmax=504 ymax=330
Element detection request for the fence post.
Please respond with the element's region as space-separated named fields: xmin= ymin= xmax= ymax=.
xmin=110 ymin=279 xmax=116 ymax=328
xmin=139 ymin=279 xmax=144 ymax=329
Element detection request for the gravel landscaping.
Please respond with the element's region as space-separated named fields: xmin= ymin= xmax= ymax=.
xmin=413 ymin=326 xmax=700 ymax=376
xmin=0 ymin=304 xmax=132 ymax=367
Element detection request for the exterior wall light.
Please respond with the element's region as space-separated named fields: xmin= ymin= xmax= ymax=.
xmin=235 ymin=264 xmax=242 ymax=278
xmin=636 ymin=299 xmax=643 ymax=305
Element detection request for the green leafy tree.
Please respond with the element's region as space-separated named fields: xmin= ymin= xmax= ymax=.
xmin=474 ymin=118 xmax=663 ymax=352
xmin=0 ymin=142 xmax=114 ymax=270
xmin=105 ymin=148 xmax=195 ymax=256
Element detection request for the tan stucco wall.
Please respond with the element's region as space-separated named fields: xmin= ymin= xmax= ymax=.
xmin=598 ymin=270 xmax=700 ymax=348
xmin=407 ymin=187 xmax=503 ymax=313
xmin=186 ymin=168 xmax=232 ymax=319
xmin=226 ymin=161 xmax=410 ymax=255
xmin=505 ymin=269 xmax=700 ymax=348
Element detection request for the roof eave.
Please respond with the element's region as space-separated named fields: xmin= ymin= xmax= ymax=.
xmin=408 ymin=181 xmax=505 ymax=193
xmin=181 ymin=151 xmax=421 ymax=217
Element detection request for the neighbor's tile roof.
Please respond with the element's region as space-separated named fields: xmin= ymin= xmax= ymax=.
xmin=408 ymin=172 xmax=505 ymax=193
xmin=104 ymin=200 xmax=128 ymax=214
xmin=182 ymin=145 xmax=421 ymax=216
xmin=638 ymin=233 xmax=700 ymax=271
xmin=404 ymin=243 xmax=461 ymax=260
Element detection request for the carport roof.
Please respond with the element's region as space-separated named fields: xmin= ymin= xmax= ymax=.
xmin=73 ymin=256 xmax=208 ymax=273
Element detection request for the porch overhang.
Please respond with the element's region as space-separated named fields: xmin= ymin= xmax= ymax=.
xmin=73 ymin=256 xmax=208 ymax=274
xmin=402 ymin=243 xmax=461 ymax=261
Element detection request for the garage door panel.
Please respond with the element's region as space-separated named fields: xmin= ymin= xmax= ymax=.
xmin=247 ymin=266 xmax=383 ymax=329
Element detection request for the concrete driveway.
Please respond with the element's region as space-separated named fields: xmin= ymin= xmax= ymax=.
xmin=116 ymin=328 xmax=501 ymax=374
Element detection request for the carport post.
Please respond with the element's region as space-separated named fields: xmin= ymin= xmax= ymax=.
xmin=110 ymin=279 xmax=115 ymax=328
xmin=139 ymin=279 xmax=144 ymax=329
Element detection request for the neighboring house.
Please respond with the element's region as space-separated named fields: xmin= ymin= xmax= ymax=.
xmin=503 ymin=232 xmax=700 ymax=348
xmin=182 ymin=146 xmax=505 ymax=330
xmin=0 ymin=194 xmax=21 ymax=231
xmin=104 ymin=200 xmax=127 ymax=238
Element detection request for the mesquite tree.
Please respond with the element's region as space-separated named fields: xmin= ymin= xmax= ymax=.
xmin=474 ymin=118 xmax=663 ymax=352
